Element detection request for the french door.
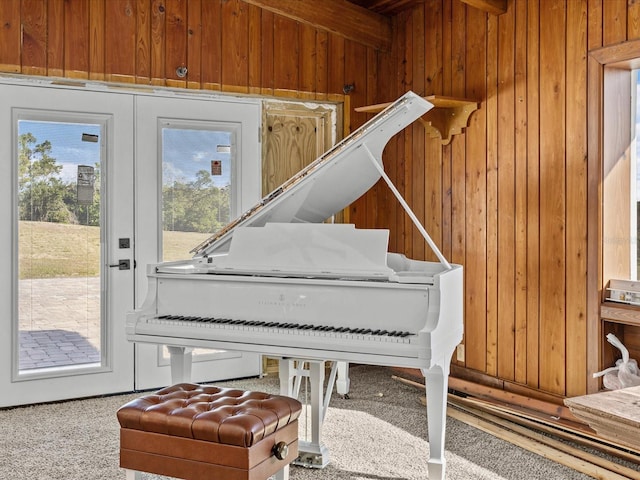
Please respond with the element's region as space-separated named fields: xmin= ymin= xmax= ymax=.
xmin=134 ymin=94 xmax=262 ymax=390
xmin=0 ymin=82 xmax=134 ymax=407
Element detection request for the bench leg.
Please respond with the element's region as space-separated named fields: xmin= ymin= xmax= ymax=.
xmin=273 ymin=464 xmax=290 ymax=480
xmin=125 ymin=469 xmax=142 ymax=480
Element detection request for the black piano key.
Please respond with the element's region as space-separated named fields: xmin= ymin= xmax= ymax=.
xmin=154 ymin=315 xmax=415 ymax=340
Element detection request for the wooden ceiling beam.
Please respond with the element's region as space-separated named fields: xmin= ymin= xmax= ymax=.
xmin=241 ymin=0 xmax=392 ymax=51
xmin=460 ymin=0 xmax=508 ymax=15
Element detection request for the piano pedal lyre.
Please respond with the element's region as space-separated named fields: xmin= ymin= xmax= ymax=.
xmin=279 ymin=358 xmax=351 ymax=468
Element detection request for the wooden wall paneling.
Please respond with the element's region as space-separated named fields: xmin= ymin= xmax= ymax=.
xmin=513 ymin=0 xmax=528 ymax=385
xmin=164 ymin=0 xmax=187 ymax=87
xmin=450 ymin=0 xmax=466 ymax=268
xmin=105 ymin=0 xmax=136 ymax=82
xmin=258 ymin=9 xmax=274 ymax=95
xmin=496 ymin=0 xmax=516 ymax=382
xmin=0 ymin=1 xmax=20 ymax=73
xmin=629 ymin=0 xmax=640 ymax=39
xmin=440 ymin=0 xmax=452 ymax=263
xmin=424 ymin=1 xmax=443 ymax=263
xmin=463 ymin=5 xmax=488 ymax=372
xmin=201 ymin=0 xmax=221 ymax=90
xmin=186 ymin=0 xmax=202 ymax=89
xmin=221 ymin=0 xmax=249 ymax=92
xmin=586 ymin=0 xmax=603 ymax=395
xmin=365 ymin=43 xmax=377 ymax=106
xmin=298 ymin=24 xmax=316 ymax=96
xmin=392 ymin=15 xmax=406 ymax=253
xmin=363 ymin=46 xmax=379 ymax=227
xmin=345 ymin=40 xmax=372 ymax=226
xmin=89 ymin=0 xmax=105 ymax=81
xmin=344 ymin=41 xmax=367 ymax=127
xmin=21 ymin=0 xmax=47 ymax=76
xmin=46 ymin=0 xmax=64 ymax=77
xmin=565 ymin=0 xmax=588 ymax=397
xmin=315 ymin=30 xmax=329 ymax=96
xmin=247 ymin=4 xmax=262 ymax=94
xmin=364 ymin=18 xmax=396 ymax=249
xmin=526 ymin=0 xmax=540 ymax=390
xmin=538 ymin=0 xmax=567 ymax=395
xmin=63 ymin=0 xmax=89 ymax=78
xmin=411 ymin=5 xmax=426 ymax=261
xmin=588 ymin=0 xmax=603 ymax=50
xmin=135 ymin=0 xmax=151 ymax=83
xmin=402 ymin=10 xmax=414 ymax=259
xmin=150 ymin=0 xmax=166 ymax=85
xmin=327 ymin=35 xmax=345 ymax=108
xmin=485 ymin=10 xmax=499 ymax=377
xmin=603 ymin=0 xmax=627 ymax=45
xmin=442 ymin=0 xmax=451 ymax=97
xmin=272 ymin=14 xmax=298 ymax=94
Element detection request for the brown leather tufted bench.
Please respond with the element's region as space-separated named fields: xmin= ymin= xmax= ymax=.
xmin=117 ymin=383 xmax=302 ymax=480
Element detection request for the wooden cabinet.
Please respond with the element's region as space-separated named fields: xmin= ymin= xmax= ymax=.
xmin=600 ymin=302 xmax=640 ymax=371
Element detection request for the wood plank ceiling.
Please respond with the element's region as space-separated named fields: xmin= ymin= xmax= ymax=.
xmin=243 ymin=0 xmax=507 ymax=52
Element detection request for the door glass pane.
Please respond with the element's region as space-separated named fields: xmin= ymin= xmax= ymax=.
xmin=161 ymin=126 xmax=233 ymax=261
xmin=17 ymin=120 xmax=102 ymax=373
xmin=160 ymin=125 xmax=235 ymax=362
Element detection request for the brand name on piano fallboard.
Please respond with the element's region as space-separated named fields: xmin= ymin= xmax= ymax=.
xmin=258 ymin=295 xmax=307 ymax=309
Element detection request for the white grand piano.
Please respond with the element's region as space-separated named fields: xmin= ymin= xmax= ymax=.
xmin=127 ymin=91 xmax=463 ymax=480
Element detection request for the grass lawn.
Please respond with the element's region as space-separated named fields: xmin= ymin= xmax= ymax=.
xmin=19 ymin=221 xmax=210 ymax=279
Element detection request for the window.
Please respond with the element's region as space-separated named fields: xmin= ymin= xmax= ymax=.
xmin=160 ymin=123 xmax=236 ymax=261
xmin=601 ymin=65 xmax=638 ymax=286
xmin=16 ymin=115 xmax=105 ymax=375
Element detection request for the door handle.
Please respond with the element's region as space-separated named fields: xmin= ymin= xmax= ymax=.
xmin=109 ymin=259 xmax=132 ymax=270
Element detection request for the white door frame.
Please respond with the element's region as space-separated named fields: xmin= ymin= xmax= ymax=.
xmin=134 ymin=93 xmax=262 ymax=390
xmin=0 ymin=80 xmax=135 ymax=407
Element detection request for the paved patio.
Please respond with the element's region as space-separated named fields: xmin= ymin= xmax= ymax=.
xmin=19 ymin=277 xmax=101 ymax=370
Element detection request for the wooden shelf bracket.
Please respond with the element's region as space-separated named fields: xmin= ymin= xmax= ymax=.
xmin=355 ymin=95 xmax=479 ymax=145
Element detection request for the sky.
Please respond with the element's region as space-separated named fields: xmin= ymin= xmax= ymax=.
xmin=18 ymin=120 xmax=101 ymax=183
xmin=18 ymin=121 xmax=233 ymax=188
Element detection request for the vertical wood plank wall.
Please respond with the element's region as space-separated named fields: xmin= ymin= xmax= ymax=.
xmin=0 ymin=0 xmax=638 ymax=398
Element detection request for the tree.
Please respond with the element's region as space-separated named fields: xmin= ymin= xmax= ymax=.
xmin=18 ymin=133 xmax=74 ymax=223
xmin=163 ymin=170 xmax=230 ymax=233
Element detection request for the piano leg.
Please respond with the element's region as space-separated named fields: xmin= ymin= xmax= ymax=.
xmin=167 ymin=346 xmax=193 ymax=384
xmin=335 ymin=361 xmax=350 ymax=398
xmin=278 ymin=358 xmax=330 ymax=468
xmin=273 ymin=465 xmax=290 ymax=480
xmin=422 ymin=363 xmax=450 ymax=480
xmin=125 ymin=469 xmax=142 ymax=480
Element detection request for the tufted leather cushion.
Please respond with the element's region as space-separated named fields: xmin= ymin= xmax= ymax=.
xmin=117 ymin=383 xmax=302 ymax=448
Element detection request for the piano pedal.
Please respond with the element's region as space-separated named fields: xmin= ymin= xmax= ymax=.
xmin=293 ymin=444 xmax=330 ymax=469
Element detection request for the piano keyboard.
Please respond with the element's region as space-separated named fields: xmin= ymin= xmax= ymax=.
xmin=151 ymin=315 xmax=414 ymax=341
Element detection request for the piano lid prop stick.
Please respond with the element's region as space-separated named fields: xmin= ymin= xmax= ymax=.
xmin=362 ymin=144 xmax=452 ymax=270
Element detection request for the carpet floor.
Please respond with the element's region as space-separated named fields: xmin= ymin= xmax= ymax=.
xmin=0 ymin=364 xmax=633 ymax=479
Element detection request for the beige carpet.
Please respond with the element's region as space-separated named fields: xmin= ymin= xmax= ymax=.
xmin=0 ymin=365 xmax=630 ymax=479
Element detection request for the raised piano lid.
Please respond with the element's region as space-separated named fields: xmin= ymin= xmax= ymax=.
xmin=190 ymin=91 xmax=433 ymax=258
